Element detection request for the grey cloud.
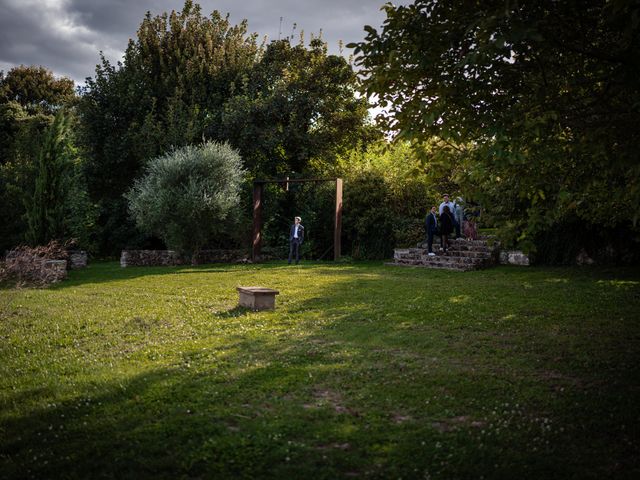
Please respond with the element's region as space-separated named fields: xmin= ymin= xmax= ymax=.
xmin=0 ymin=0 xmax=409 ymax=84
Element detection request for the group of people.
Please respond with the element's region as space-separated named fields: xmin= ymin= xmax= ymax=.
xmin=286 ymin=194 xmax=477 ymax=263
xmin=424 ymin=194 xmax=478 ymax=255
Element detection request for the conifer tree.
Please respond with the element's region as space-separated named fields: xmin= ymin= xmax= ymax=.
xmin=26 ymin=110 xmax=73 ymax=245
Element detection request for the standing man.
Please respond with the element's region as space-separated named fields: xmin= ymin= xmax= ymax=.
xmin=288 ymin=216 xmax=304 ymax=264
xmin=425 ymin=206 xmax=438 ymax=256
xmin=439 ymin=194 xmax=458 ymax=238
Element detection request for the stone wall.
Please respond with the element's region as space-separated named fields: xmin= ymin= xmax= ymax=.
xmin=120 ymin=250 xmax=184 ymax=267
xmin=120 ymin=249 xmax=249 ymax=267
xmin=499 ymin=250 xmax=530 ymax=266
xmin=192 ymin=249 xmax=250 ymax=265
xmin=68 ymin=250 xmax=88 ymax=269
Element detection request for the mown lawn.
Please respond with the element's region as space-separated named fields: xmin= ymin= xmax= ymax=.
xmin=1 ymin=261 xmax=639 ymax=479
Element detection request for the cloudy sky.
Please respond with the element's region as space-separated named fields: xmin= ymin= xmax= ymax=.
xmin=0 ymin=0 xmax=410 ymax=85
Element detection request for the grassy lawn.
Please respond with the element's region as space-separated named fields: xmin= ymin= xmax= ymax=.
xmin=1 ymin=261 xmax=639 ymax=479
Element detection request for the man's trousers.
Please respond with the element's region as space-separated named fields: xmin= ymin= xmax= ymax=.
xmin=288 ymin=238 xmax=301 ymax=264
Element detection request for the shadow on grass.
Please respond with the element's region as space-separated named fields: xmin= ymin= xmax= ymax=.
xmin=2 ymin=264 xmax=640 ymax=479
xmin=213 ymin=305 xmax=254 ymax=318
xmin=36 ymin=260 xmax=357 ymax=291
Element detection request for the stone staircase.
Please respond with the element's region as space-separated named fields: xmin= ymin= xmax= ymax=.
xmin=388 ymin=237 xmax=500 ymax=271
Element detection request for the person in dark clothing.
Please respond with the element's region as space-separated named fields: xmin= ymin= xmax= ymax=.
xmin=440 ymin=205 xmax=454 ymax=253
xmin=288 ymin=216 xmax=304 ymax=264
xmin=425 ymin=206 xmax=438 ymax=255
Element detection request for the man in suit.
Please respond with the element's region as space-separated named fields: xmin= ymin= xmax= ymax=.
xmin=288 ymin=216 xmax=304 ymax=264
xmin=425 ymin=206 xmax=438 ymax=256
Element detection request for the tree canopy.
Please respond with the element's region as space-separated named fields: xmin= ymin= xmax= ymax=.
xmin=0 ymin=65 xmax=75 ymax=114
xmin=0 ymin=66 xmax=77 ymax=252
xmin=78 ymin=0 xmax=375 ymax=254
xmin=220 ymin=37 xmax=373 ymax=176
xmin=351 ymin=0 xmax=640 ymax=249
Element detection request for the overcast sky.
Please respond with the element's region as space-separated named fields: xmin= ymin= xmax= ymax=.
xmin=0 ymin=0 xmax=410 ymax=85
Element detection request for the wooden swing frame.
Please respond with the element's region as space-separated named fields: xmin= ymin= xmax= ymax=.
xmin=252 ymin=177 xmax=343 ymax=262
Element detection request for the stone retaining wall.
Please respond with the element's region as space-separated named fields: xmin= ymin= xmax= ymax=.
xmin=68 ymin=250 xmax=88 ymax=269
xmin=120 ymin=249 xmax=249 ymax=267
xmin=499 ymin=250 xmax=530 ymax=266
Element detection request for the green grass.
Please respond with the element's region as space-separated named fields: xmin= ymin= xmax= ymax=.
xmin=1 ymin=261 xmax=639 ymax=479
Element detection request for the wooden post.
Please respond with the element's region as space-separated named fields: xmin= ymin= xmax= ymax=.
xmin=334 ymin=178 xmax=343 ymax=261
xmin=252 ymin=182 xmax=263 ymax=261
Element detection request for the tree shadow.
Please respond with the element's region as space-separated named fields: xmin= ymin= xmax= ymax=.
xmin=213 ymin=305 xmax=254 ymax=318
xmin=42 ymin=261 xmax=330 ymax=290
xmin=2 ymin=264 xmax=640 ymax=479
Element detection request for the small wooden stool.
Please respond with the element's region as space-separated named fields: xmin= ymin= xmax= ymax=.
xmin=236 ymin=287 xmax=280 ymax=311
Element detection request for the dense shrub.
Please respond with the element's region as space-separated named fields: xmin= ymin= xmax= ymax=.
xmin=126 ymin=142 xmax=245 ymax=257
xmin=335 ymin=142 xmax=439 ymax=259
xmin=532 ymin=219 xmax=640 ymax=265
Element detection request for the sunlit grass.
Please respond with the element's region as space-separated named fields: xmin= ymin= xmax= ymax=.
xmin=1 ymin=261 xmax=639 ymax=479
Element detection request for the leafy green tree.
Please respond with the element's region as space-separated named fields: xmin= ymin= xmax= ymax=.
xmin=126 ymin=142 xmax=245 ymax=257
xmin=0 ymin=65 xmax=75 ymax=114
xmin=351 ymin=0 xmax=640 ymax=251
xmin=327 ymin=141 xmax=436 ymax=259
xmin=78 ymin=0 xmax=259 ymax=254
xmin=220 ymin=37 xmax=375 ymax=176
xmin=0 ymin=66 xmax=76 ymax=251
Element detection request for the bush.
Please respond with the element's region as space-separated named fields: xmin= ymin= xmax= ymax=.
xmin=334 ymin=142 xmax=438 ymax=259
xmin=532 ymin=219 xmax=640 ymax=265
xmin=126 ymin=142 xmax=245 ymax=257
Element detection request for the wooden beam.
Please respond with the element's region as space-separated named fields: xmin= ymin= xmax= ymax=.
xmin=252 ymin=177 xmax=344 ymax=262
xmin=254 ymin=177 xmax=337 ymax=184
xmin=252 ymin=182 xmax=263 ymax=261
xmin=334 ymin=178 xmax=343 ymax=261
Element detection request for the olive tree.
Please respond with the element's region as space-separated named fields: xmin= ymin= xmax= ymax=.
xmin=126 ymin=141 xmax=245 ymax=257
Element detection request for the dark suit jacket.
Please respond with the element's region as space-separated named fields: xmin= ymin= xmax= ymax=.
xmin=425 ymin=213 xmax=438 ymax=234
xmin=289 ymin=224 xmax=304 ymax=243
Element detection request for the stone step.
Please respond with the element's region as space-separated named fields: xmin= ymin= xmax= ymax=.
xmin=396 ymin=249 xmax=493 ymax=260
xmin=415 ymin=245 xmax=494 ymax=253
xmin=396 ymin=254 xmax=488 ymax=265
xmin=394 ymin=254 xmax=495 ymax=267
xmin=394 ymin=236 xmax=499 ymax=271
xmin=452 ymin=237 xmax=495 ymax=245
xmin=391 ymin=249 xmax=497 ymax=271
xmin=387 ymin=261 xmax=473 ymax=272
xmin=417 ymin=242 xmax=498 ymax=252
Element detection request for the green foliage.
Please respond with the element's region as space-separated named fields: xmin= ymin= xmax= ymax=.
xmin=335 ymin=141 xmax=437 ymax=259
xmin=25 ymin=110 xmax=95 ymax=249
xmin=220 ymin=37 xmax=375 ymax=176
xmin=0 ymin=67 xmax=76 ymax=252
xmin=78 ymin=1 xmax=259 ymax=254
xmin=78 ymin=2 xmax=376 ymax=255
xmin=0 ymin=65 xmax=75 ymax=114
xmin=351 ymin=0 xmax=640 ymax=252
xmin=1 ymin=262 xmax=639 ymax=478
xmin=126 ymin=142 xmax=245 ymax=256
xmin=26 ymin=110 xmax=74 ymax=245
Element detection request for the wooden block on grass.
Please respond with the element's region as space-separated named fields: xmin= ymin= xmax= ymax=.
xmin=237 ymin=286 xmax=280 ymax=311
